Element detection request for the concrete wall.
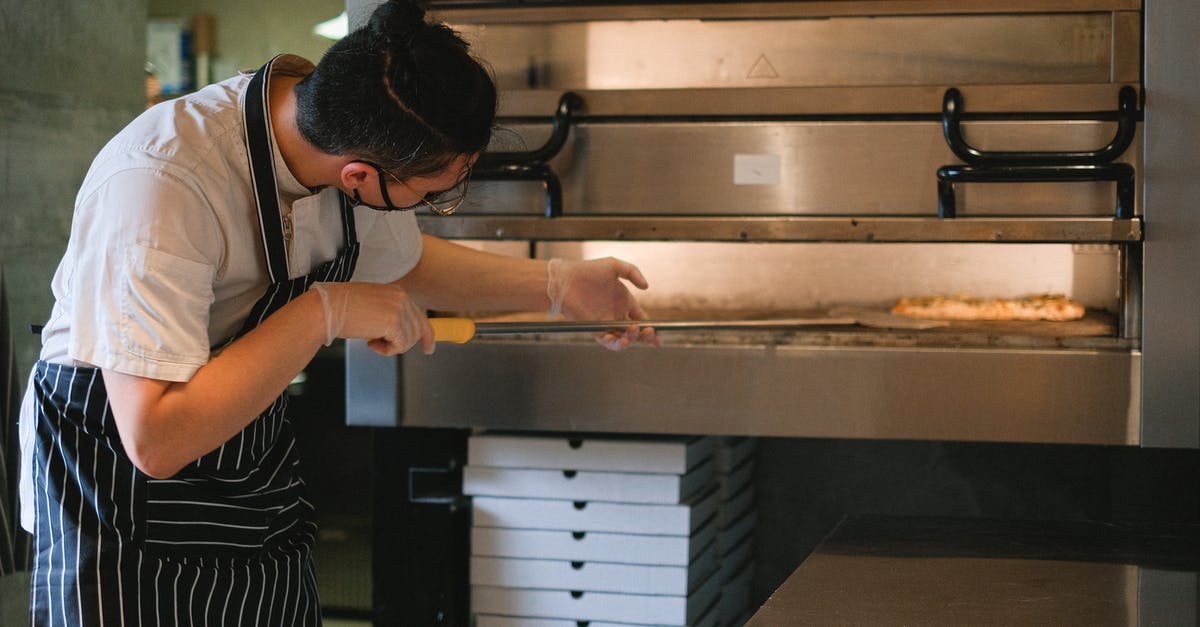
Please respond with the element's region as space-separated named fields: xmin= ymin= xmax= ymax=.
xmin=0 ymin=0 xmax=340 ymax=375
xmin=0 ymin=0 xmax=147 ymax=376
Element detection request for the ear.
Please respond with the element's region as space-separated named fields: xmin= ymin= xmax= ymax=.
xmin=339 ymin=161 xmax=376 ymax=192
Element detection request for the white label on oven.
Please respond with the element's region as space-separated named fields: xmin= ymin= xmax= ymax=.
xmin=733 ymin=153 xmax=781 ymax=186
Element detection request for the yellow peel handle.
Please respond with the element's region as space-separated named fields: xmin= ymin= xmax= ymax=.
xmin=430 ymin=318 xmax=476 ymax=344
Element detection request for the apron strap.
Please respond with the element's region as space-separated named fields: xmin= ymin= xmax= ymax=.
xmin=242 ymin=56 xmax=290 ymax=284
xmin=340 ymin=192 xmax=358 ymax=246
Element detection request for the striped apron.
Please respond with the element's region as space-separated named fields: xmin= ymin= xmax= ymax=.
xmin=29 ymin=57 xmax=361 ymax=626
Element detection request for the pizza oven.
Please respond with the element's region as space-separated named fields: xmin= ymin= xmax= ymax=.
xmin=341 ymin=0 xmax=1190 ymax=447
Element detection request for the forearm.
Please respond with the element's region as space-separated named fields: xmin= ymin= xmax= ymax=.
xmin=396 ymin=235 xmax=551 ymax=312
xmin=104 ymin=290 xmax=328 ymax=478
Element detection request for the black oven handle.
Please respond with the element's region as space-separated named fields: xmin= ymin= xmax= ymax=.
xmin=937 ymin=162 xmax=1136 ymax=219
xmin=471 ymin=91 xmax=582 ymax=217
xmin=941 ymin=85 xmax=1138 ymax=166
xmin=477 ymin=91 xmax=583 ymax=166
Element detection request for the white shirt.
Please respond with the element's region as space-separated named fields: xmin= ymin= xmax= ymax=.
xmin=20 ymin=55 xmax=424 ymax=530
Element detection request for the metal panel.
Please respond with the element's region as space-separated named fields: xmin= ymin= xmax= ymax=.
xmin=418 ymin=216 xmax=1143 ymax=243
xmin=434 ymin=0 xmax=1139 ymax=24
xmin=468 ymin=120 xmax=1140 ymax=218
xmin=453 ymin=11 xmax=1132 ymax=91
xmin=1111 ymin=11 xmax=1142 ymax=83
xmin=1140 ymin=0 xmax=1200 ymax=447
xmin=1138 ymin=569 xmax=1199 ymax=627
xmin=345 ymin=339 xmax=400 ymax=427
xmin=379 ymin=341 xmax=1140 ymax=445
xmin=497 ymin=84 xmax=1137 ymax=117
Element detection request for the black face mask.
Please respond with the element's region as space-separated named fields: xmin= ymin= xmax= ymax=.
xmin=348 ymin=160 xmax=471 ymax=215
xmin=348 ymin=162 xmax=422 ymax=212
xmin=350 ymin=188 xmax=416 ymax=212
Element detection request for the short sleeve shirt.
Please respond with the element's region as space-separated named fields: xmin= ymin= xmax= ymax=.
xmin=36 ymin=54 xmax=424 ymax=381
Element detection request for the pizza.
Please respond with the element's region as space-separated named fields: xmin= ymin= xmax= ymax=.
xmin=890 ymin=293 xmax=1085 ymax=322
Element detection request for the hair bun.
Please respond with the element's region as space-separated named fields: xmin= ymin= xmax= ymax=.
xmin=369 ymin=0 xmax=427 ymax=43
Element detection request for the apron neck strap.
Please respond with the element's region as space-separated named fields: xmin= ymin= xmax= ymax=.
xmin=242 ymin=56 xmax=290 ymax=284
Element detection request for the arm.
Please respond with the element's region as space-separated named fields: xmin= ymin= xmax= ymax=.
xmin=86 ymin=173 xmax=439 ymax=478
xmin=103 ymin=291 xmax=326 ymax=478
xmin=105 ymin=282 xmax=432 ymax=478
xmin=394 ymin=235 xmax=550 ymax=311
xmin=398 ymin=235 xmax=658 ymax=349
xmin=107 ymin=235 xmax=649 ymax=478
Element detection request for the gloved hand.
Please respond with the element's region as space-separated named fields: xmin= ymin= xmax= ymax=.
xmin=310 ymin=281 xmax=435 ymax=355
xmin=547 ymin=257 xmax=659 ymax=351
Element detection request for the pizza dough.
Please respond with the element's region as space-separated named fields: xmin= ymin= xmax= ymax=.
xmin=890 ymin=294 xmax=1086 ymax=322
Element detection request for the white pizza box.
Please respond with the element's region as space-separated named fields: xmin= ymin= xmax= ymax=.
xmin=472 ymin=487 xmax=718 ymax=536
xmin=715 ymin=485 xmax=755 ymax=531
xmin=715 ymin=458 xmax=754 ymax=503
xmin=471 ymin=569 xmax=721 ymax=625
xmin=472 ymin=520 xmax=717 ymax=566
xmin=468 ymin=433 xmax=716 ymax=473
xmin=474 ymin=600 xmax=721 ymax=627
xmin=470 ymin=542 xmax=718 ymax=596
xmin=717 ymin=510 xmax=756 ymax=558
xmin=716 ymin=562 xmax=755 ymax=626
xmin=713 ymin=437 xmax=757 ymax=475
xmin=463 ymin=459 xmax=714 ymax=505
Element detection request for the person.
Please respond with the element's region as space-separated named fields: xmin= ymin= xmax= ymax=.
xmin=17 ymin=1 xmax=657 ymax=624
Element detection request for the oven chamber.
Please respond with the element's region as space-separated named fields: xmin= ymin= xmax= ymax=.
xmin=345 ymin=0 xmax=1197 ymax=449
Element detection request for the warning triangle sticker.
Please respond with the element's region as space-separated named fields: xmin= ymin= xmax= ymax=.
xmin=747 ymin=54 xmax=779 ymax=79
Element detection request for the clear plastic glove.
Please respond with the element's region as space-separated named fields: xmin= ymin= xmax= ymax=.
xmin=547 ymin=257 xmax=660 ymax=351
xmin=310 ymin=281 xmax=435 ymax=355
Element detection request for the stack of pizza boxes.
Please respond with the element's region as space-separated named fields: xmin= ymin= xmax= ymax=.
xmin=464 ymin=432 xmax=730 ymax=627
xmin=711 ymin=437 xmax=757 ymax=626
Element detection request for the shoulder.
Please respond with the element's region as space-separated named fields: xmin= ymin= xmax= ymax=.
xmin=76 ymin=74 xmax=261 ymax=233
xmin=85 ymin=73 xmax=253 ymax=193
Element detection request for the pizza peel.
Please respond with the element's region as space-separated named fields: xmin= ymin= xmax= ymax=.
xmin=429 ymin=309 xmax=945 ymax=344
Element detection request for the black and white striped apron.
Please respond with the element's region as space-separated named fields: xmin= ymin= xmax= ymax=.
xmin=29 ymin=56 xmax=360 ymax=626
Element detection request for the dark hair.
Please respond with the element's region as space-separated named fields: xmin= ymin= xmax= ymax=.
xmin=294 ymin=0 xmax=496 ymax=176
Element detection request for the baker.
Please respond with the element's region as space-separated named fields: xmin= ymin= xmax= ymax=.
xmin=17 ymin=1 xmax=656 ymax=623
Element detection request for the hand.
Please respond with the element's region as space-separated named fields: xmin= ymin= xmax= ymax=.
xmin=548 ymin=257 xmax=660 ymax=351
xmin=310 ymin=282 xmax=435 ymax=355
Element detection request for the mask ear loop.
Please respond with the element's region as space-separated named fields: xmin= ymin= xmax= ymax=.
xmin=351 ymin=188 xmax=377 ymax=210
xmin=373 ymin=163 xmax=402 ymax=211
xmin=348 ymin=162 xmax=405 ymax=211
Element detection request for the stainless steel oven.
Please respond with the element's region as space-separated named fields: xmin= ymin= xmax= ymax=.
xmin=342 ymin=0 xmax=1196 ymax=446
